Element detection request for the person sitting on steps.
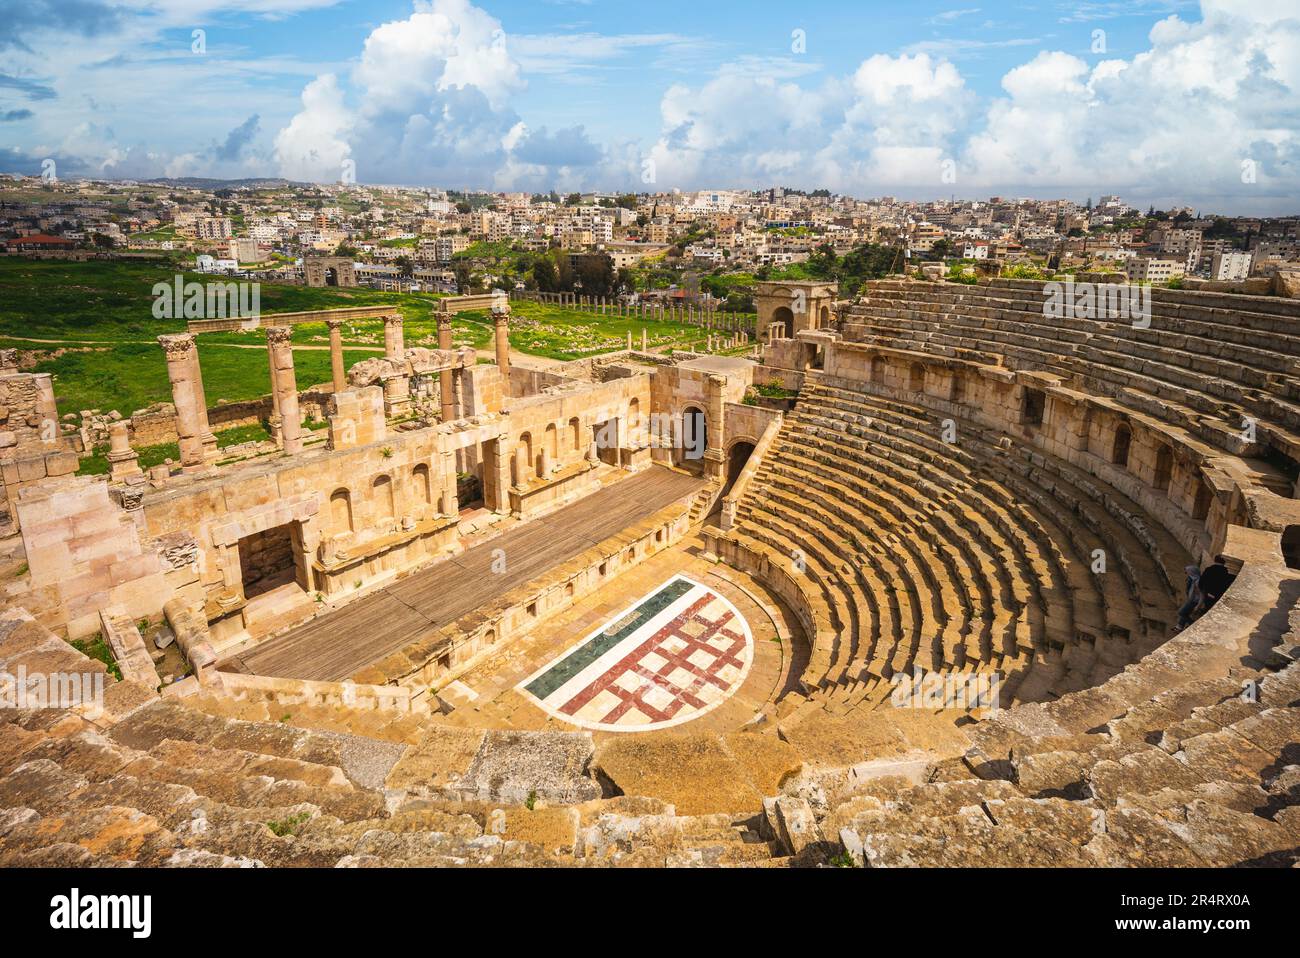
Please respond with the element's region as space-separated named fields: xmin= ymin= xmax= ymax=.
xmin=1197 ymin=555 xmax=1236 ymax=613
xmin=1175 ymin=564 xmax=1201 ymax=631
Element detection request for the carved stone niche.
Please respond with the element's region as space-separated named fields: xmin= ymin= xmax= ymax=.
xmin=111 ymin=484 xmax=146 ymax=512
xmin=151 ymin=530 xmax=200 ymax=571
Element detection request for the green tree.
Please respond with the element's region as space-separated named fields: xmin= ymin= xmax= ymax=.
xmin=532 ymin=255 xmax=559 ymax=292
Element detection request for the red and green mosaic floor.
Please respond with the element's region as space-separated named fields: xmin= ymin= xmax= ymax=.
xmin=519 ymin=575 xmax=754 ymax=732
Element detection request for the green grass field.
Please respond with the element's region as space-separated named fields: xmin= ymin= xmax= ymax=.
xmin=0 ymin=259 xmax=732 ymax=417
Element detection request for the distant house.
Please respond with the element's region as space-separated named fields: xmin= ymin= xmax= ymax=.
xmin=3 ymin=233 xmax=75 ymax=251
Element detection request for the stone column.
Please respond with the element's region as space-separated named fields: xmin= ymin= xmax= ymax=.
xmin=492 ymin=303 xmax=511 ymax=378
xmin=186 ymin=342 xmax=218 ymax=461
xmin=514 ymin=445 xmax=529 ymax=488
xmin=641 ymin=328 xmax=648 ymax=351
xmin=266 ymin=341 xmax=283 ymax=447
xmin=437 ymin=311 xmax=455 ymax=423
xmin=485 ymin=435 xmax=512 ymax=513
xmin=383 ymin=314 xmax=405 ymax=361
xmin=706 ymin=374 xmax=726 ymax=458
xmin=158 ymin=333 xmax=207 ymax=468
xmin=382 ymin=313 xmax=411 ymax=416
xmin=327 ymin=319 xmax=346 ymax=393
xmin=106 ymin=420 xmax=142 ymax=481
xmin=440 ymin=450 xmax=458 ymax=517
xmin=266 ymin=326 xmax=302 ymax=455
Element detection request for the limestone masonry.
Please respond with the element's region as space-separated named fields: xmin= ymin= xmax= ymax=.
xmin=1 ymin=281 xmax=1299 ymax=868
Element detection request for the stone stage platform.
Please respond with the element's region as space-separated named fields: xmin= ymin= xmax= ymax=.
xmin=228 ymin=467 xmax=705 ymax=681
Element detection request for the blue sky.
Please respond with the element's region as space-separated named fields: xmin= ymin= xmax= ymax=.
xmin=1 ymin=1 xmax=1297 ymax=213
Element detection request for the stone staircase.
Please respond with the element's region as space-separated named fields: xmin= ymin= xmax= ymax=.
xmin=2 ymin=590 xmax=1298 ymax=866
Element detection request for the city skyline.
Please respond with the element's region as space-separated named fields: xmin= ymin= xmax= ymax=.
xmin=1 ymin=0 xmax=1298 ymax=214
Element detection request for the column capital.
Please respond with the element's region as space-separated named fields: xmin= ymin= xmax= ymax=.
xmin=383 ymin=313 xmax=404 ymax=328
xmin=266 ymin=325 xmax=293 ymax=347
xmin=158 ymin=333 xmax=196 ymax=357
xmin=325 ymin=319 xmax=345 ymax=331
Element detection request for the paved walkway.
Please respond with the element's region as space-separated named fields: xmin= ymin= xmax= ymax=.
xmin=230 ymin=467 xmax=705 ymax=681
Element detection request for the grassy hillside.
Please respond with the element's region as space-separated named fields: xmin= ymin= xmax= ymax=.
xmin=0 ymin=258 xmax=721 ymax=417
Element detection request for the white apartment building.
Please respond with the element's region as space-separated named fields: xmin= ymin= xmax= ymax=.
xmin=196 ymin=217 xmax=234 ymax=240
xmin=435 ymin=234 xmax=470 ymax=262
xmin=1126 ymin=257 xmax=1187 ymax=284
xmin=1210 ymin=250 xmax=1253 ymax=281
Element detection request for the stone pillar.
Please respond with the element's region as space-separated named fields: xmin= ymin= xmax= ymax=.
xmin=492 ymin=303 xmax=511 ymax=378
xmin=440 ymin=451 xmax=458 ymax=517
xmin=382 ymin=314 xmax=411 ymax=416
xmin=106 ymin=420 xmax=141 ymax=481
xmin=327 ymin=320 xmax=346 ymax=393
xmin=514 ymin=445 xmax=529 ymax=488
xmin=266 ymin=341 xmax=283 ymax=447
xmin=627 ymin=331 xmax=633 ymax=350
xmin=706 ymin=374 xmax=726 ymax=458
xmin=185 ymin=345 xmax=218 ymax=462
xmin=383 ymin=314 xmax=405 ymax=361
xmin=266 ymin=326 xmax=302 ymax=455
xmin=483 ymin=435 xmax=512 ymax=514
xmin=158 ymin=333 xmax=207 ymax=468
xmin=437 ymin=312 xmax=455 ymax=423
xmin=538 ymin=448 xmax=551 ymax=479
xmin=641 ymin=328 xmax=648 ymax=351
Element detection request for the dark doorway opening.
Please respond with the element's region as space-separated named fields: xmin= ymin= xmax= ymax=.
xmin=238 ymin=523 xmax=297 ymax=599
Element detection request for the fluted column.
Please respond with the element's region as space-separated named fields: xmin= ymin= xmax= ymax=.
xmin=327 ymin=319 xmax=346 ymax=393
xmin=158 ymin=333 xmax=206 ymax=468
xmin=266 ymin=326 xmax=302 ymax=455
xmin=267 ymin=341 xmax=283 ymax=446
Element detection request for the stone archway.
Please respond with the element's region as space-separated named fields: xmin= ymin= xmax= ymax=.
xmin=770 ymin=306 xmax=794 ymax=340
xmin=721 ymin=439 xmax=756 ymax=499
xmin=674 ymin=406 xmax=707 ymax=473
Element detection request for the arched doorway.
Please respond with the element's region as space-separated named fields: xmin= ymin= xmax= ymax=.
xmin=325 ymin=267 xmax=339 ymax=287
xmin=721 ymin=440 xmax=755 ymax=499
xmin=770 ymin=306 xmax=794 ymax=340
xmin=1283 ymin=525 xmax=1300 ymax=571
xmin=674 ymin=406 xmax=707 ymax=473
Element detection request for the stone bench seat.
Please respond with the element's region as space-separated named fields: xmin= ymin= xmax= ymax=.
xmin=763 ymin=438 xmax=1016 ymax=653
xmin=738 ymin=496 xmax=872 ymax=684
xmin=743 ymin=379 xmax=1189 ymax=701
xmin=755 ymin=464 xmax=972 ymax=676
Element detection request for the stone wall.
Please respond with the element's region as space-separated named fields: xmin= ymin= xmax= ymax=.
xmin=128 ymin=390 xmax=334 ymax=448
xmin=16 ymin=476 xmax=169 ymax=638
xmin=822 ymin=343 xmax=1226 ymax=558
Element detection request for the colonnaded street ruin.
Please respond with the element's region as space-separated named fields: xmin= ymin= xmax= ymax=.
xmin=1 ymin=275 xmax=1298 ymax=869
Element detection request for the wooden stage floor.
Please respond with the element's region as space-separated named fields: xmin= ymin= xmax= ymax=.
xmin=229 ymin=467 xmax=706 ymax=681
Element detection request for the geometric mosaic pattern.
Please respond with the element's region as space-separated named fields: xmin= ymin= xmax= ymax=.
xmin=518 ymin=575 xmax=753 ymax=732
